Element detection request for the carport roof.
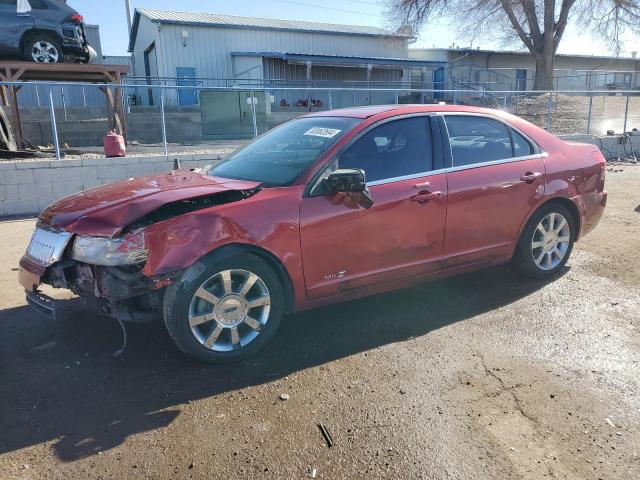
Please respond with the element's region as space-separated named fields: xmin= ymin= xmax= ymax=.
xmin=231 ymin=52 xmax=446 ymax=68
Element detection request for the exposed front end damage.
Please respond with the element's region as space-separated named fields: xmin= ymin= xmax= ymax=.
xmin=20 ymin=238 xmax=185 ymax=323
xmin=19 ymin=171 xmax=265 ymax=323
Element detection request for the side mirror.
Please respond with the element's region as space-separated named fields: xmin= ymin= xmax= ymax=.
xmin=326 ymin=169 xmax=366 ymax=193
xmin=325 ymin=168 xmax=374 ymax=209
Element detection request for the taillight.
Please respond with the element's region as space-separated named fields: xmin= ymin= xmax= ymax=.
xmin=69 ymin=14 xmax=83 ymax=23
xmin=592 ymin=150 xmax=606 ymax=182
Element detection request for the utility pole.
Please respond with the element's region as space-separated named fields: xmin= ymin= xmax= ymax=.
xmin=125 ymin=0 xmax=133 ymax=34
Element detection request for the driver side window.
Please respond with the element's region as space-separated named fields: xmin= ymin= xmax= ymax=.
xmin=339 ymin=116 xmax=433 ymax=183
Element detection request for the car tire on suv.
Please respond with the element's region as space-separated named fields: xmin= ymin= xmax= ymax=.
xmin=163 ymin=253 xmax=285 ymax=363
xmin=514 ymin=202 xmax=576 ymax=279
xmin=23 ymin=33 xmax=65 ymax=63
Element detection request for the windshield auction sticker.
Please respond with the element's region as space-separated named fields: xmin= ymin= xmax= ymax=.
xmin=304 ymin=127 xmax=341 ymax=138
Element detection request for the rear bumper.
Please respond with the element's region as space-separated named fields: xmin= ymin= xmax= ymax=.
xmin=580 ymin=190 xmax=607 ymax=238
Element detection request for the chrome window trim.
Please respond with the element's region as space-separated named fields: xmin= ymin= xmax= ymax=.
xmin=438 ymin=112 xmax=546 ymax=168
xmin=307 ymin=110 xmax=550 ymax=194
xmin=366 ymin=168 xmax=447 ymax=187
xmin=365 ymin=152 xmax=547 ymax=187
xmin=444 ymin=153 xmax=547 ymax=174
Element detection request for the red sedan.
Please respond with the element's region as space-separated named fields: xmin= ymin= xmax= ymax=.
xmin=19 ymin=105 xmax=607 ymax=363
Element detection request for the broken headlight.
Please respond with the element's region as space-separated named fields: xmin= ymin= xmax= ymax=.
xmin=70 ymin=230 xmax=148 ymax=266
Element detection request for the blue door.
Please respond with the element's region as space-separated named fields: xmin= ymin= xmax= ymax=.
xmin=433 ymin=68 xmax=445 ymax=99
xmin=516 ymin=69 xmax=527 ymax=91
xmin=177 ymin=67 xmax=198 ymax=106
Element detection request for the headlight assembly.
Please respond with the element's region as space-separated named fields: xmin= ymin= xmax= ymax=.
xmin=71 ymin=230 xmax=148 ymax=266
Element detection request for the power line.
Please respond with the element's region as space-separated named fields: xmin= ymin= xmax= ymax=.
xmin=271 ymin=0 xmax=381 ymax=18
xmin=343 ymin=0 xmax=382 ymax=5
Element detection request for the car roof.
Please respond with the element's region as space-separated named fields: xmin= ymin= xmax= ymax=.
xmin=303 ymin=104 xmax=506 ymax=119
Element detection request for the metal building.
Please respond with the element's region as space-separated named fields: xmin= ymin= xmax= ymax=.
xmin=127 ymin=9 xmax=445 ymax=107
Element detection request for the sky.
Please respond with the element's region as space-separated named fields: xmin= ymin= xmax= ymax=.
xmin=68 ymin=0 xmax=639 ymax=58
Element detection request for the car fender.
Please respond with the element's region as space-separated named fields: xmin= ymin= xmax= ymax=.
xmin=141 ymin=186 xmax=306 ymax=309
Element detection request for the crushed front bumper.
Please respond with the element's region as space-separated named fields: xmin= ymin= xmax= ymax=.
xmin=26 ymin=290 xmax=57 ymax=320
xmin=19 ymin=255 xmax=46 ymax=292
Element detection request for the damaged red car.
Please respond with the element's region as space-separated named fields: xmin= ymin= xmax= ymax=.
xmin=19 ymin=105 xmax=607 ymax=363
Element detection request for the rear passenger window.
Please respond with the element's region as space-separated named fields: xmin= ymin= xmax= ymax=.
xmin=28 ymin=0 xmax=48 ymax=8
xmin=512 ymin=129 xmax=534 ymax=157
xmin=340 ymin=117 xmax=432 ymax=183
xmin=445 ymin=116 xmax=514 ymax=167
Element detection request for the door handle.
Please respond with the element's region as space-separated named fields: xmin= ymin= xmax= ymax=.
xmin=411 ymin=191 xmax=443 ymax=203
xmin=520 ymin=172 xmax=542 ymax=184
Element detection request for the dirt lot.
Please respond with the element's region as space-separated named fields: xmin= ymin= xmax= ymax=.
xmin=1 ymin=166 xmax=639 ymax=480
xmin=514 ymin=94 xmax=640 ymax=136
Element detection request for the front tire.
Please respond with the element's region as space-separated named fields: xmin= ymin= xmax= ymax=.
xmin=23 ymin=34 xmax=64 ymax=63
xmin=163 ymin=253 xmax=285 ymax=364
xmin=514 ymin=203 xmax=576 ymax=279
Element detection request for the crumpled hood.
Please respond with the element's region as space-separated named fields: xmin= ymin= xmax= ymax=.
xmin=40 ymin=170 xmax=261 ymax=237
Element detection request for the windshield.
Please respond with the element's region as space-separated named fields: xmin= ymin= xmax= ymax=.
xmin=208 ymin=116 xmax=360 ymax=186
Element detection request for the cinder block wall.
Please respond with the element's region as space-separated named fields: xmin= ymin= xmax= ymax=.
xmin=0 ymin=154 xmax=222 ymax=217
xmin=559 ymin=133 xmax=640 ymax=160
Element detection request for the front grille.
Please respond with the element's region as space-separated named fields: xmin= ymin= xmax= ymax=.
xmin=26 ymin=227 xmax=72 ymax=266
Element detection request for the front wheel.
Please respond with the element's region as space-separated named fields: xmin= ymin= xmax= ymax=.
xmin=163 ymin=253 xmax=285 ymax=363
xmin=513 ymin=203 xmax=576 ymax=279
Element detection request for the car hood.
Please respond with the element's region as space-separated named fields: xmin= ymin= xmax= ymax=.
xmin=40 ymin=170 xmax=262 ymax=237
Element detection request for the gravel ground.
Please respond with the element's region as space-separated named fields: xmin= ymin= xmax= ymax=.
xmin=0 ymin=166 xmax=639 ymax=479
xmin=0 ymin=141 xmax=246 ymax=161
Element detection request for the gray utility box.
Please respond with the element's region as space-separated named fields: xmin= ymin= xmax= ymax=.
xmin=200 ymin=90 xmax=270 ymax=139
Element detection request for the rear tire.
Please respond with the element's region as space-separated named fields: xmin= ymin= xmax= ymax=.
xmin=23 ymin=33 xmax=64 ymax=63
xmin=163 ymin=253 xmax=285 ymax=364
xmin=513 ymin=203 xmax=576 ymax=279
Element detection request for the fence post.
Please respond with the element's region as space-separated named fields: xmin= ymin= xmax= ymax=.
xmin=60 ymin=85 xmax=67 ymax=121
xmin=48 ymin=89 xmax=61 ymax=161
xmin=586 ymin=94 xmax=593 ymax=134
xmin=250 ymin=90 xmax=258 ymax=137
xmin=159 ymin=88 xmax=168 ymax=157
xmin=546 ymin=92 xmax=552 ymax=131
xmin=623 ymin=94 xmax=630 ymax=133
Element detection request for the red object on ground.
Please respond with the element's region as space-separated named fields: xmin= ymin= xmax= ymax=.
xmin=103 ymin=131 xmax=126 ymax=157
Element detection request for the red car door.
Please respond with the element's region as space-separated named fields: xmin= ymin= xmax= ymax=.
xmin=299 ymin=116 xmax=448 ymax=300
xmin=441 ymin=114 xmax=546 ymax=267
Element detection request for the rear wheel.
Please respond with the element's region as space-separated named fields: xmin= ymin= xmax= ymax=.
xmin=163 ymin=253 xmax=284 ymax=363
xmin=23 ymin=34 xmax=64 ymax=63
xmin=514 ymin=203 xmax=576 ymax=279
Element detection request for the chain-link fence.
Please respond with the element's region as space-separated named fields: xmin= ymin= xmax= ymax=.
xmin=1 ymin=80 xmax=639 ymax=160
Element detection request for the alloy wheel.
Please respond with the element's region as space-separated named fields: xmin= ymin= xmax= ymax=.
xmin=188 ymin=269 xmax=271 ymax=352
xmin=32 ymin=41 xmax=59 ymax=63
xmin=531 ymin=212 xmax=571 ymax=271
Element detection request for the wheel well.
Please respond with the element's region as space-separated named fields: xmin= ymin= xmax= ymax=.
xmin=20 ymin=29 xmax=61 ymax=50
xmin=537 ymin=198 xmax=582 ymax=238
xmin=201 ymin=244 xmax=296 ymax=313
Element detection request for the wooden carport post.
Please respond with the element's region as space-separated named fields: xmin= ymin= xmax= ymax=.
xmin=101 ymin=70 xmax=126 ymax=139
xmin=1 ymin=67 xmax=26 ymax=149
